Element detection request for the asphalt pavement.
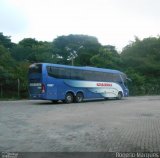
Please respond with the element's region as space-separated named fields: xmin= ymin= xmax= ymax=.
xmin=0 ymin=96 xmax=160 ymax=153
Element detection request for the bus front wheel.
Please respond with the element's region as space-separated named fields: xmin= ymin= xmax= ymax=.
xmin=75 ymin=92 xmax=84 ymax=103
xmin=65 ymin=92 xmax=74 ymax=103
xmin=117 ymin=92 xmax=123 ymax=100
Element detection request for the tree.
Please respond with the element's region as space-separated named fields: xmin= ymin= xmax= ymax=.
xmin=34 ymin=41 xmax=60 ymax=63
xmin=0 ymin=32 xmax=14 ymax=48
xmin=11 ymin=38 xmax=39 ymax=62
xmin=52 ymin=34 xmax=100 ymax=65
xmin=90 ymin=45 xmax=121 ymax=69
xmin=121 ymin=37 xmax=160 ymax=76
xmin=0 ymin=44 xmax=18 ymax=98
xmin=19 ymin=38 xmax=39 ymax=48
xmin=0 ymin=44 xmax=15 ymax=79
xmin=121 ymin=36 xmax=160 ymax=95
xmin=11 ymin=39 xmax=57 ymax=63
xmin=13 ymin=61 xmax=30 ymax=98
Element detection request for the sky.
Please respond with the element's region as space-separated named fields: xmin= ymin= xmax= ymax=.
xmin=0 ymin=0 xmax=160 ymax=51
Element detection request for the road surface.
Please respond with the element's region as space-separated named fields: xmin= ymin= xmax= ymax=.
xmin=0 ymin=96 xmax=160 ymax=153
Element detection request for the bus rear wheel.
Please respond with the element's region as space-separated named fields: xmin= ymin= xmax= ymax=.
xmin=75 ymin=92 xmax=84 ymax=103
xmin=65 ymin=92 xmax=74 ymax=103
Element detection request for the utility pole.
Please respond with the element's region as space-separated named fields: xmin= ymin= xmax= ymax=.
xmin=17 ymin=79 xmax=20 ymax=98
xmin=71 ymin=56 xmax=74 ymax=66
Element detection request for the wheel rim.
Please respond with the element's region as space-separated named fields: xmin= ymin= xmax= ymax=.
xmin=118 ymin=92 xmax=122 ymax=100
xmin=65 ymin=93 xmax=73 ymax=103
xmin=77 ymin=96 xmax=82 ymax=102
xmin=67 ymin=95 xmax=72 ymax=102
xmin=76 ymin=93 xmax=83 ymax=103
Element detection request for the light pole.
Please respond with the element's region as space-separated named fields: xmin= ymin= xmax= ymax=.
xmin=0 ymin=84 xmax=2 ymax=98
xmin=70 ymin=51 xmax=77 ymax=66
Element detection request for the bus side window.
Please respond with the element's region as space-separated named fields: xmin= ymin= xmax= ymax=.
xmin=94 ymin=72 xmax=104 ymax=81
xmin=104 ymin=73 xmax=113 ymax=82
xmin=65 ymin=68 xmax=71 ymax=79
xmin=112 ymin=74 xmax=121 ymax=82
xmin=69 ymin=68 xmax=80 ymax=80
xmin=76 ymin=70 xmax=84 ymax=80
xmin=47 ymin=66 xmax=55 ymax=77
xmin=82 ymin=70 xmax=91 ymax=81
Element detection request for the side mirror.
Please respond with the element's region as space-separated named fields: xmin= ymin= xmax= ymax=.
xmin=126 ymin=78 xmax=132 ymax=82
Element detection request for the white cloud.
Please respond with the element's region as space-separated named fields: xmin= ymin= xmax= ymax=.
xmin=0 ymin=0 xmax=28 ymax=34
xmin=0 ymin=0 xmax=160 ymax=50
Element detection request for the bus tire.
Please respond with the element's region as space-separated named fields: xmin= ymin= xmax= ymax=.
xmin=65 ymin=92 xmax=74 ymax=104
xmin=75 ymin=92 xmax=84 ymax=103
xmin=117 ymin=92 xmax=123 ymax=100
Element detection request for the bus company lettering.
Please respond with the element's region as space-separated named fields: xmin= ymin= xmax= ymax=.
xmin=97 ymin=83 xmax=112 ymax=87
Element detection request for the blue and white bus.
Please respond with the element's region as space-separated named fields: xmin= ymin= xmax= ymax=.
xmin=28 ymin=63 xmax=129 ymax=103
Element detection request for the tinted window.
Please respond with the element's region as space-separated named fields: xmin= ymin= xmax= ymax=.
xmin=47 ymin=66 xmax=70 ymax=79
xmin=83 ymin=71 xmax=94 ymax=81
xmin=112 ymin=74 xmax=121 ymax=82
xmin=95 ymin=72 xmax=105 ymax=81
xmin=71 ymin=69 xmax=83 ymax=80
xmin=47 ymin=66 xmax=85 ymax=80
xmin=47 ymin=66 xmax=121 ymax=82
xmin=29 ymin=64 xmax=42 ymax=73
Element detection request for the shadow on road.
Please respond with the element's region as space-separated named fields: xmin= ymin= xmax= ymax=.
xmin=31 ymin=98 xmax=122 ymax=106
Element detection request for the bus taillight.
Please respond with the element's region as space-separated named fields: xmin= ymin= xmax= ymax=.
xmin=41 ymin=84 xmax=45 ymax=93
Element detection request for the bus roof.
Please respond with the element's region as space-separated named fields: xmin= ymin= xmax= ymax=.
xmin=37 ymin=63 xmax=123 ymax=74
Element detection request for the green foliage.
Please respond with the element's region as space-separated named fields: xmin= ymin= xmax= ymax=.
xmin=0 ymin=44 xmax=15 ymax=79
xmin=11 ymin=45 xmax=34 ymax=61
xmin=0 ymin=32 xmax=160 ymax=98
xmin=121 ymin=37 xmax=160 ymax=95
xmin=90 ymin=45 xmax=121 ymax=69
xmin=19 ymin=38 xmax=39 ymax=48
xmin=75 ymin=52 xmax=92 ymax=66
xmin=52 ymin=34 xmax=100 ymax=65
xmin=0 ymin=44 xmax=18 ymax=98
xmin=121 ymin=37 xmax=160 ymax=76
xmin=11 ymin=39 xmax=57 ymax=63
xmin=124 ymin=69 xmax=146 ymax=95
xmin=0 ymin=32 xmax=14 ymax=48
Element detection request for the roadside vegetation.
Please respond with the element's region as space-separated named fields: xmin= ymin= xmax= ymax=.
xmin=0 ymin=32 xmax=160 ymax=99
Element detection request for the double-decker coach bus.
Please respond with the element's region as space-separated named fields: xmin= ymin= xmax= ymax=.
xmin=28 ymin=63 xmax=129 ymax=103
